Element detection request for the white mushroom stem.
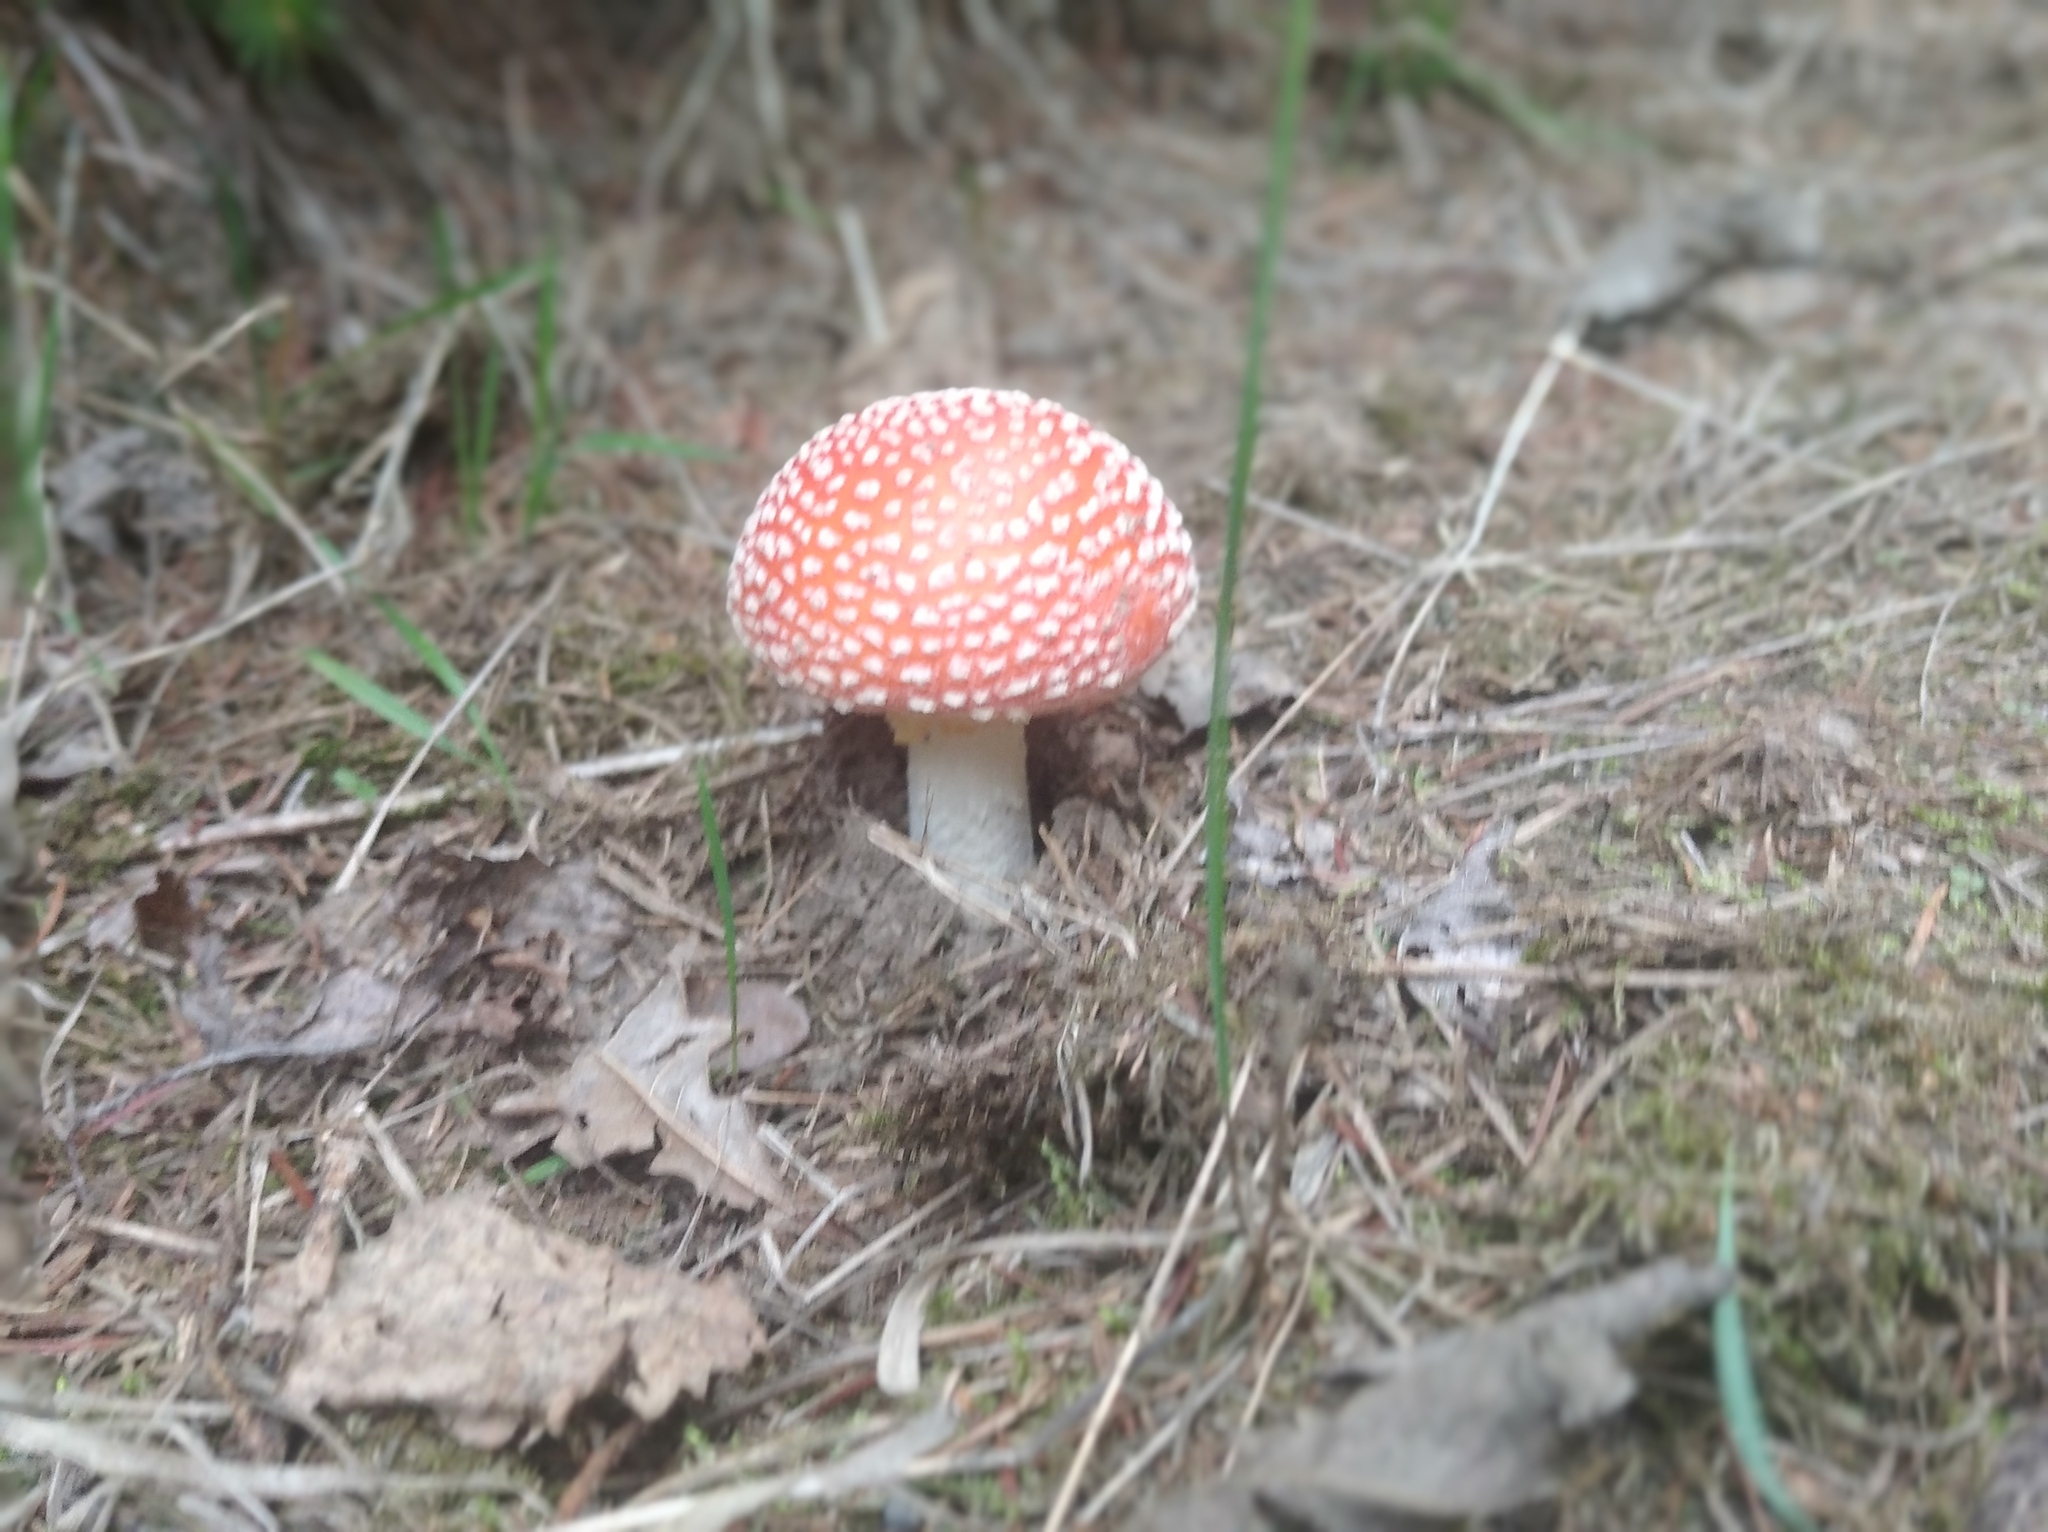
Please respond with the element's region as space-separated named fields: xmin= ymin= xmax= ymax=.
xmin=892 ymin=714 xmax=1034 ymax=888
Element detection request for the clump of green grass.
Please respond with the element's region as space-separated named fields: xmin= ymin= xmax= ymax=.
xmin=431 ymin=213 xmax=507 ymax=540
xmin=1331 ymin=1 xmax=1587 ymax=158
xmin=303 ymin=592 xmax=516 ymax=802
xmin=519 ymin=257 xmax=560 ymax=536
xmin=193 ymin=0 xmax=336 ymax=77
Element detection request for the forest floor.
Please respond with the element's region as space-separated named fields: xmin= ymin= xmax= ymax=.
xmin=5 ymin=1 xmax=2048 ymax=1527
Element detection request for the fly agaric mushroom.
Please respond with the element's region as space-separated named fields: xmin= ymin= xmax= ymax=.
xmin=728 ymin=388 xmax=1196 ymax=885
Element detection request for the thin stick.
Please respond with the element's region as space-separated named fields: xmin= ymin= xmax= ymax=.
xmin=1776 ymin=431 xmax=2029 ymax=542
xmin=175 ymin=404 xmax=342 ymax=580
xmin=156 ymin=295 xmax=290 ymax=393
xmin=836 ymin=205 xmax=890 ymax=347
xmin=1216 ymin=481 xmax=1417 ymax=568
xmin=1918 ymin=571 xmax=1978 ymax=728
xmin=1161 ymin=577 xmax=1420 ymax=875
xmin=330 ymin=576 xmax=563 ymax=894
xmin=636 ymin=0 xmax=743 ymax=218
xmin=53 ymin=543 xmax=361 ymax=713
xmin=564 ymin=719 xmax=823 ymax=780
xmin=354 ymin=320 xmax=458 ymax=566
xmin=154 ymin=785 xmax=454 ymax=855
xmin=1374 ymin=326 xmax=1579 ymax=732
xmin=1221 ymin=1251 xmax=1315 ymax=1475
xmin=1528 ymin=1010 xmax=1682 ymax=1178
xmin=1560 ymin=343 xmax=1863 ymax=486
xmin=1040 ymin=1055 xmax=1255 ymax=1532
xmin=1076 ymin=1344 xmax=1247 ymax=1526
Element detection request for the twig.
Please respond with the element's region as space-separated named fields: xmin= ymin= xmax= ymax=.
xmin=1218 ymin=480 xmax=1416 ymax=569
xmin=1221 ymin=1251 xmax=1315 ymax=1475
xmin=836 ymin=205 xmax=890 ymax=347
xmin=1560 ymin=343 xmax=1863 ymax=486
xmin=71 ymin=1041 xmax=359 ymax=1137
xmin=156 ymin=296 xmax=291 ymax=393
xmin=1076 ymin=1344 xmax=1247 ymax=1526
xmin=797 ymin=1181 xmax=971 ymax=1314
xmin=0 ymin=1409 xmax=543 ymax=1507
xmin=353 ymin=321 xmax=458 ymax=568
xmin=1904 ymin=881 xmax=1948 ymax=971
xmin=7 ymin=545 xmax=367 ymax=738
xmin=564 ymin=719 xmax=823 ymax=780
xmin=1529 ymin=1010 xmax=1683 ymax=1178
xmin=1422 ymin=731 xmax=1707 ymax=808
xmin=637 ymin=0 xmax=743 ymax=218
xmin=1918 ymin=571 xmax=1978 ymax=728
xmin=154 ymin=786 xmax=455 ymax=855
xmin=1374 ymin=326 xmax=1580 ymax=732
xmin=1160 ymin=575 xmax=1422 ymax=875
xmin=331 ymin=575 xmax=564 ymax=893
xmin=174 ymin=404 xmax=342 ymax=581
xmin=1776 ymin=431 xmax=2029 ymax=542
xmin=1040 ymin=1055 xmax=1254 ymax=1532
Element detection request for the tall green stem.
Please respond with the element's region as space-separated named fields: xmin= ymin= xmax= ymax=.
xmin=1205 ymin=0 xmax=1319 ymax=1104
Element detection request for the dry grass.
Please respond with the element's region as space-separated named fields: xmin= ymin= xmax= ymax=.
xmin=3 ymin=1 xmax=2048 ymax=1526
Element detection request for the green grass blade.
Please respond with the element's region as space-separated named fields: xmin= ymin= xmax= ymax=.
xmin=303 ymin=649 xmax=483 ymax=769
xmin=696 ymin=759 xmax=742 ymax=1080
xmin=521 ymin=1153 xmax=569 ymax=1186
xmin=0 ymin=71 xmax=50 ymax=592
xmin=1715 ymin=1149 xmax=1820 ymax=1532
xmin=1203 ymin=0 xmax=1318 ymax=1104
xmin=520 ymin=256 xmax=560 ymax=536
xmin=281 ymin=261 xmax=540 ymax=412
xmin=368 ymin=596 xmax=514 ymax=789
xmin=569 ymin=431 xmax=726 ymax=463
xmin=330 ymin=766 xmax=380 ymax=803
xmin=464 ymin=337 xmax=503 ymax=537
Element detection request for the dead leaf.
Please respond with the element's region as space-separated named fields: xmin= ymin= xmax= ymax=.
xmin=502 ymin=973 xmax=810 ymax=1210
xmin=1570 ymin=184 xmax=1825 ymax=332
xmin=179 ymin=935 xmax=431 ymax=1058
xmin=1135 ymin=1259 xmax=1730 ymax=1530
xmin=279 ymin=1190 xmax=762 ymax=1447
xmin=877 ymin=1269 xmax=944 ymax=1398
xmin=1139 ymin=616 xmax=1298 ymax=734
xmin=49 ymin=427 xmax=221 ymax=560
xmin=1397 ymin=823 xmax=1523 ymax=1043
xmin=179 ymin=850 xmax=639 ymax=1064
xmin=553 ymin=1049 xmax=661 ymax=1165
xmin=132 ymin=871 xmax=196 ymax=960
xmin=602 ymin=977 xmax=798 ymax=1210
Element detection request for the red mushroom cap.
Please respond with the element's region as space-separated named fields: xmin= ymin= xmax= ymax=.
xmin=728 ymin=389 xmax=1196 ymax=720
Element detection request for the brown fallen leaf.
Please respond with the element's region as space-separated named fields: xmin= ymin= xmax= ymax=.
xmin=1137 ymin=615 xmax=1298 ymax=735
xmin=1396 ymin=822 xmax=1523 ymax=1045
xmin=178 ymin=850 xmax=638 ymax=1063
xmin=501 ymin=973 xmax=810 ymax=1210
xmin=279 ymin=1190 xmax=762 ymax=1448
xmin=1570 ymin=184 xmax=1824 ymax=332
xmin=1134 ymin=1257 xmax=1730 ymax=1530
